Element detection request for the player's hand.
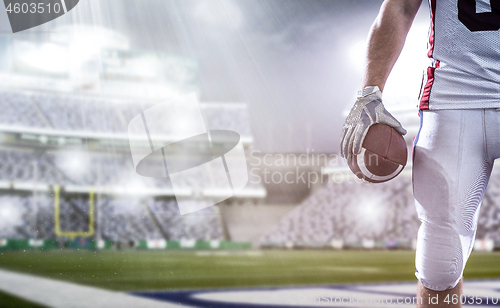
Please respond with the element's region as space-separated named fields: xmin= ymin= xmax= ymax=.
xmin=340 ymin=86 xmax=406 ymax=161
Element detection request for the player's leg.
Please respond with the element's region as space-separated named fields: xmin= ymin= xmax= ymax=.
xmin=413 ymin=109 xmax=494 ymax=307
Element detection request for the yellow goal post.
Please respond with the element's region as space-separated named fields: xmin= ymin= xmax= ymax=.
xmin=54 ymin=185 xmax=95 ymax=240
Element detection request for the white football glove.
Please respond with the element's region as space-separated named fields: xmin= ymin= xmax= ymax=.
xmin=340 ymin=86 xmax=406 ymax=161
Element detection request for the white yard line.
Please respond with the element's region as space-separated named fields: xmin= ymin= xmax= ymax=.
xmin=3 ymin=267 xmax=500 ymax=308
xmin=0 ymin=269 xmax=191 ymax=308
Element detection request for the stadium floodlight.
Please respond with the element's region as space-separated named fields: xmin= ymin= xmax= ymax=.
xmin=128 ymin=93 xmax=249 ymax=215
xmin=55 ymin=151 xmax=89 ymax=178
xmin=348 ymin=195 xmax=387 ymax=237
xmin=0 ymin=201 xmax=22 ymax=231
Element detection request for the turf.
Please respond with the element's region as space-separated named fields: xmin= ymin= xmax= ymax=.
xmin=0 ymin=290 xmax=46 ymax=308
xmin=0 ymin=250 xmax=499 ymax=292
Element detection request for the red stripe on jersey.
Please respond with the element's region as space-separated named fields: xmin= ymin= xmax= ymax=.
xmin=427 ymin=0 xmax=437 ymax=58
xmin=419 ymin=62 xmax=439 ymax=110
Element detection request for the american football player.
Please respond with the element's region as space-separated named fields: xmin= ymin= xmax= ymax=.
xmin=340 ymin=0 xmax=500 ymax=307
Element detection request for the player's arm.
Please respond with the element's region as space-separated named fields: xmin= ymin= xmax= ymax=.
xmin=363 ymin=0 xmax=423 ymax=91
xmin=340 ymin=0 xmax=422 ymax=160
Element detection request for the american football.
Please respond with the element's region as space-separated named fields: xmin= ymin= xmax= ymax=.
xmin=348 ymin=123 xmax=407 ymax=183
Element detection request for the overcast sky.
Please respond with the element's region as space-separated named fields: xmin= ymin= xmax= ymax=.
xmin=0 ymin=0 xmax=431 ymax=153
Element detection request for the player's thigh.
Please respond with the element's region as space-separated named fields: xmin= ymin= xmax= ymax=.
xmin=413 ymin=109 xmax=492 ymax=222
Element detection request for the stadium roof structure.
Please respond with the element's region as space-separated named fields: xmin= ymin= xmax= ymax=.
xmin=0 ymin=89 xmax=255 ymax=145
xmin=0 ymin=123 xmax=254 ymax=146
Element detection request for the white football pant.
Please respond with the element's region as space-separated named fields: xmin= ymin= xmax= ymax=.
xmin=413 ymin=108 xmax=500 ymax=291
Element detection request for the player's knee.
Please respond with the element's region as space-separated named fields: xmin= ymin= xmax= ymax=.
xmin=415 ymin=222 xmax=466 ymax=291
xmin=416 ymin=249 xmax=463 ymax=291
xmin=416 ymin=265 xmax=463 ymax=291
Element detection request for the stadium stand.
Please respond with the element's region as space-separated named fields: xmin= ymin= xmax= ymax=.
xmin=0 ymin=194 xmax=224 ymax=241
xmin=0 ymin=146 xmax=262 ymax=191
xmin=0 ymin=195 xmax=32 ymax=239
xmin=262 ymin=168 xmax=500 ymax=247
xmin=0 ymin=90 xmax=253 ymax=138
xmin=147 ymin=199 xmax=224 ymax=240
xmin=477 ymin=169 xmax=500 ymax=241
xmin=0 ymin=149 xmax=72 ymax=184
xmin=0 ymin=89 xmax=256 ymax=243
xmin=0 ymin=92 xmax=49 ymax=128
xmin=100 ymin=197 xmax=162 ymax=241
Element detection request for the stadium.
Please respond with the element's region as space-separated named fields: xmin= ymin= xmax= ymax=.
xmin=0 ymin=1 xmax=500 ymax=308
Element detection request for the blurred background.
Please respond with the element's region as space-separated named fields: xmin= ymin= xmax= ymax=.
xmin=0 ymin=1 xmax=500 ymax=307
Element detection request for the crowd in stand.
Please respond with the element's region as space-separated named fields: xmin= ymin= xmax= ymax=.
xmin=0 ymin=194 xmax=223 ymax=241
xmin=0 ymin=90 xmax=252 ymax=137
xmin=146 ymin=199 xmax=223 ymax=240
xmin=0 ymin=147 xmax=261 ymax=192
xmin=477 ymin=170 xmax=500 ymax=240
xmin=0 ymin=89 xmax=255 ymax=241
xmin=263 ymin=169 xmax=500 ymax=245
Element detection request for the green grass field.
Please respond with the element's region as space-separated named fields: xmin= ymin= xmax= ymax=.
xmin=0 ymin=291 xmax=47 ymax=308
xmin=1 ymin=250 xmax=500 ymax=293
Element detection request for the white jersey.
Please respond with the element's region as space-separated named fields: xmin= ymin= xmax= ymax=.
xmin=420 ymin=0 xmax=500 ymax=110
